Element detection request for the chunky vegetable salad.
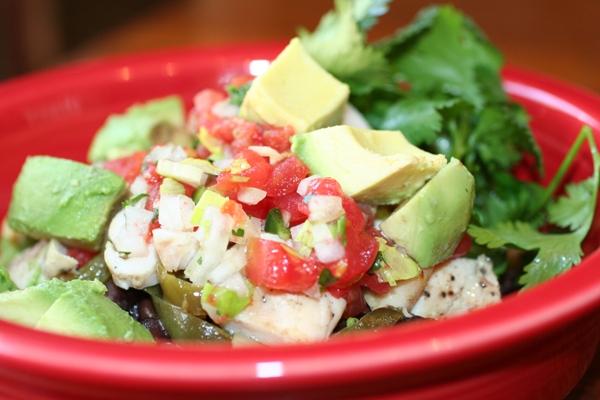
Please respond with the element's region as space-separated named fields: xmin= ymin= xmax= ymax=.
xmin=0 ymin=1 xmax=598 ymax=345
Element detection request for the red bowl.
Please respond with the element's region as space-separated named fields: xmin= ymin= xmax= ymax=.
xmin=1 ymin=43 xmax=600 ymax=400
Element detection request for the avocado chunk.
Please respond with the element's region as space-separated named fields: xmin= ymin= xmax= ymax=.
xmin=239 ymin=38 xmax=349 ymax=134
xmin=88 ymin=95 xmax=187 ymax=162
xmin=291 ymin=125 xmax=447 ymax=204
xmin=0 ymin=278 xmax=152 ymax=341
xmin=7 ymin=156 xmax=126 ymax=251
xmin=379 ymin=158 xmax=475 ymax=268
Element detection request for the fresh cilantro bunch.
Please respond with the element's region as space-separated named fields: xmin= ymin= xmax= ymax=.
xmin=299 ymin=0 xmax=600 ymax=289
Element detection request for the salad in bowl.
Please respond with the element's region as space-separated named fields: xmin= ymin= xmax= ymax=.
xmin=0 ymin=0 xmax=598 ymax=348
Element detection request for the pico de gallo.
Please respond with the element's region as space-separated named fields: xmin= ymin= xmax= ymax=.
xmin=1 ymin=1 xmax=597 ymax=345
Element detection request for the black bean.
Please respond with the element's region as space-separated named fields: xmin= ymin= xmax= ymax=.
xmin=142 ymin=318 xmax=170 ymax=340
xmin=104 ymin=279 xmax=139 ymax=311
xmin=138 ymin=297 xmax=159 ymax=320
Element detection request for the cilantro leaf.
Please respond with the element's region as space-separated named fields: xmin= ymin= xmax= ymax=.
xmin=352 ymin=0 xmax=392 ymax=31
xmin=298 ymin=0 xmax=392 ymax=94
xmin=384 ymin=5 xmax=503 ymax=109
xmin=469 ymin=126 xmax=600 ymax=289
xmin=469 ymin=222 xmax=583 ymax=289
xmin=549 ymin=178 xmax=597 ymax=231
xmin=225 ymin=82 xmax=252 ymax=106
xmin=377 ymin=96 xmax=457 ymax=146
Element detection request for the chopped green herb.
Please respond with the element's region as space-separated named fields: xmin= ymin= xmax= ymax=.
xmin=226 ymin=82 xmax=252 ymax=106
xmin=469 ymin=126 xmax=600 ymax=289
xmin=299 ymin=1 xmax=599 ymax=288
xmin=122 ymin=193 xmax=149 ymax=208
xmin=117 ymin=251 xmax=131 ymax=259
xmin=232 ymin=228 xmax=245 ymax=237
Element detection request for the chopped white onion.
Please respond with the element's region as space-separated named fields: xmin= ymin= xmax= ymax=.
xmin=311 ymin=222 xmax=333 ymax=243
xmin=296 ymin=175 xmax=321 ymax=197
xmin=207 ymin=245 xmax=248 ymax=286
xmin=145 ymin=143 xmax=188 ymax=163
xmin=248 ymin=145 xmax=285 ymax=165
xmin=212 ymin=99 xmax=240 ymax=118
xmin=212 ymin=158 xmax=234 ymax=169
xmin=237 ymin=187 xmax=267 ymax=205
xmin=314 ymin=241 xmax=346 ymax=264
xmin=308 ymin=195 xmax=345 ymax=223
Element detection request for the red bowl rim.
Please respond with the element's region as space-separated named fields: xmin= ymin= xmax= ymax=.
xmin=1 ymin=42 xmax=600 ymax=391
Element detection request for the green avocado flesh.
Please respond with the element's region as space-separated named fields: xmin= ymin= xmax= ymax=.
xmin=379 ymin=158 xmax=475 ymax=268
xmin=291 ymin=125 xmax=447 ymax=204
xmin=7 ymin=156 xmax=126 ymax=251
xmin=0 ymin=279 xmax=152 ymax=341
xmin=87 ymin=95 xmax=186 ymax=162
xmin=239 ymin=38 xmax=349 ymax=134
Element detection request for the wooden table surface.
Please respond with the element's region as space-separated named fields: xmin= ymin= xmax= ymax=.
xmin=58 ymin=1 xmax=600 ymax=398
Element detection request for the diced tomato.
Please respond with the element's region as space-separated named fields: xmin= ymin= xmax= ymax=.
xmin=328 ymin=284 xmax=367 ymax=318
xmin=324 ymin=230 xmax=379 ymax=290
xmin=263 ymin=155 xmax=310 ymax=198
xmin=303 ymin=177 xmax=366 ymax=234
xmin=142 ymin=163 xmax=163 ymax=212
xmin=208 ymin=117 xmax=237 ymax=143
xmin=196 ymin=145 xmax=212 ymax=160
xmin=66 ymin=248 xmax=98 ymax=268
xmin=246 ymin=238 xmax=319 ymax=293
xmin=221 ymin=199 xmax=247 ymax=227
xmin=450 ymin=233 xmax=472 ymax=259
xmin=238 ymin=197 xmax=274 ymax=220
xmin=192 ymin=89 xmax=226 ymax=113
xmin=262 ymin=125 xmax=295 ymax=153
xmin=101 ymin=151 xmax=147 ymax=184
xmin=215 ymin=149 xmax=272 ymax=194
xmin=358 ymin=272 xmax=391 ymax=295
xmin=229 ymin=74 xmax=254 ymax=87
xmin=229 ymin=119 xmax=264 ymax=155
xmin=272 ymin=192 xmax=308 ymax=225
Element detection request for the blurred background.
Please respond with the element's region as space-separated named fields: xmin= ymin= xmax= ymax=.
xmin=1 ymin=0 xmax=599 ymax=93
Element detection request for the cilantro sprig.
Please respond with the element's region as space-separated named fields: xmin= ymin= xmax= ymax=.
xmin=299 ymin=1 xmax=600 ymax=289
xmin=469 ymin=127 xmax=600 ymax=289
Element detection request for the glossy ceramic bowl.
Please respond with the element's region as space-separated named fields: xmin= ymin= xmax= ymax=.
xmin=1 ymin=43 xmax=600 ymax=400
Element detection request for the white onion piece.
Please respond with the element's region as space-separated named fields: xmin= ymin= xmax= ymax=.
xmin=237 ymin=187 xmax=267 ymax=205
xmin=248 ymin=145 xmax=284 ymax=165
xmin=212 ymin=158 xmax=234 ymax=169
xmin=308 ymin=195 xmax=344 ymax=223
xmin=207 ymin=245 xmax=247 ymax=286
xmin=296 ymin=175 xmax=321 ymax=197
xmin=144 ymin=143 xmax=188 ymax=163
xmin=129 ymin=176 xmax=149 ymax=200
xmin=311 ymin=223 xmax=333 ymax=243
xmin=185 ymin=206 xmax=234 ymax=285
xmin=314 ymin=241 xmax=346 ymax=264
xmin=212 ymin=99 xmax=240 ymax=118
